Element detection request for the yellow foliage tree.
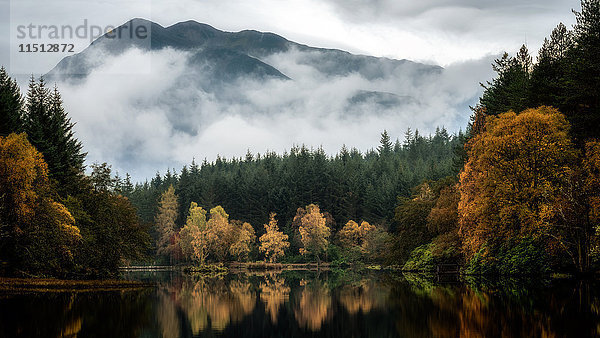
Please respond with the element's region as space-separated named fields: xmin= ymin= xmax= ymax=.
xmin=181 ymin=202 xmax=208 ymax=263
xmin=458 ymin=107 xmax=576 ymax=264
xmin=298 ymin=204 xmax=331 ymax=262
xmin=178 ymin=203 xmax=202 ymax=260
xmin=338 ymin=220 xmax=375 ymax=252
xmin=229 ymin=221 xmax=256 ymax=261
xmin=207 ymin=206 xmax=234 ymax=261
xmin=427 ymin=184 xmax=460 ymax=234
xmin=0 ymin=133 xmax=81 ymax=274
xmin=259 ymin=213 xmax=289 ymax=263
xmin=338 ymin=220 xmax=361 ymax=248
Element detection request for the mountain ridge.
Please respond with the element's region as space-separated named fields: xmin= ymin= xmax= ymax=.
xmin=46 ymin=18 xmax=441 ymax=83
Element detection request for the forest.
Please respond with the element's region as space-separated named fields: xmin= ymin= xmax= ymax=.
xmin=0 ymin=0 xmax=599 ymax=278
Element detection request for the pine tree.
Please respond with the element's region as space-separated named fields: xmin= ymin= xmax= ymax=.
xmin=23 ymin=78 xmax=86 ymax=194
xmin=529 ymin=23 xmax=573 ymax=109
xmin=0 ymin=67 xmax=24 ymax=136
xmin=566 ymin=0 xmax=600 ymax=142
xmin=479 ymin=48 xmax=531 ymax=116
xmin=377 ymin=130 xmax=392 ymax=156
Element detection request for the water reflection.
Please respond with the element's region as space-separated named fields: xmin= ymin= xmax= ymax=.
xmin=259 ymin=273 xmax=290 ymax=323
xmin=165 ymin=276 xmax=256 ymax=333
xmin=338 ymin=280 xmax=389 ymax=315
xmin=294 ymin=279 xmax=332 ymax=331
xmin=1 ymin=272 xmax=600 ymax=337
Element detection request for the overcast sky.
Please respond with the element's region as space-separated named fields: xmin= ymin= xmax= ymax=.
xmin=2 ymin=0 xmax=580 ymax=71
xmin=0 ymin=0 xmax=583 ymax=180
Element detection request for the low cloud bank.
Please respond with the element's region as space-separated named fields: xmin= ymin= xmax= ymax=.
xmin=57 ymin=47 xmax=495 ymax=181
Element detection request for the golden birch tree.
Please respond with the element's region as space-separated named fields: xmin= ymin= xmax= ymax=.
xmin=259 ymin=213 xmax=289 ymax=263
xmin=298 ymin=204 xmax=331 ymax=262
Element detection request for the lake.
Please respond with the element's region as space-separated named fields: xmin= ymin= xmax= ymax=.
xmin=1 ymin=270 xmax=599 ymax=337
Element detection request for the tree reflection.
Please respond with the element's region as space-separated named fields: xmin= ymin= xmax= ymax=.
xmin=338 ymin=280 xmax=389 ymax=315
xmin=259 ymin=273 xmax=290 ymax=323
xmin=3 ymin=273 xmax=600 ymax=337
xmin=397 ymin=275 xmax=600 ymax=337
xmin=165 ymin=276 xmax=256 ymax=334
xmin=294 ymin=279 xmax=332 ymax=331
xmin=157 ymin=292 xmax=180 ymax=338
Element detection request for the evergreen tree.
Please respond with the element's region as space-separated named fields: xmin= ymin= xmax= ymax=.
xmin=377 ymin=130 xmax=393 ymax=156
xmin=479 ymin=48 xmax=531 ymax=115
xmin=0 ymin=67 xmax=24 ymax=136
xmin=529 ymin=23 xmax=573 ymax=109
xmin=566 ymin=0 xmax=600 ymax=142
xmin=23 ymin=77 xmax=86 ymax=194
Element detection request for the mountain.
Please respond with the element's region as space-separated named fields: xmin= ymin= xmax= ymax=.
xmin=46 ymin=18 xmax=441 ymax=103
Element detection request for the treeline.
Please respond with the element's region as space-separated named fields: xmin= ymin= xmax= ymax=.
xmin=0 ymin=70 xmax=150 ymax=277
xmin=126 ymin=128 xmax=462 ymax=264
xmin=128 ymin=128 xmax=463 ymax=235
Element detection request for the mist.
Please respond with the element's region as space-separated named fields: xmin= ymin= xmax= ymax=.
xmin=53 ymin=46 xmax=495 ymax=181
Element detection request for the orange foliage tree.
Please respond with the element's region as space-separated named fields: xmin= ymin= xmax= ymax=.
xmin=458 ymin=107 xmax=576 ymax=270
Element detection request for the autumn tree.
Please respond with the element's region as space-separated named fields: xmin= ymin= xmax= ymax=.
xmin=427 ymin=184 xmax=460 ymax=235
xmin=259 ymin=213 xmax=289 ymax=263
xmin=180 ymin=202 xmax=209 ymax=263
xmin=155 ymin=185 xmax=179 ymax=262
xmin=458 ymin=107 xmax=576 ymax=273
xmin=338 ymin=220 xmax=361 ymax=248
xmin=0 ymin=133 xmax=81 ymax=275
xmin=338 ymin=220 xmax=375 ymax=252
xmin=178 ymin=203 xmax=201 ymax=261
xmin=229 ymin=220 xmax=256 ymax=261
xmin=298 ymin=204 xmax=331 ymax=263
xmin=362 ymin=225 xmax=392 ymax=262
xmin=206 ymin=206 xmax=233 ymax=261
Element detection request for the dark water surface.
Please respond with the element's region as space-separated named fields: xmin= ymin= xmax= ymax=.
xmin=1 ymin=270 xmax=600 ymax=337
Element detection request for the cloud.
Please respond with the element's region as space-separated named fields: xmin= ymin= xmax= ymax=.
xmin=55 ymin=46 xmax=495 ymax=181
xmin=1 ymin=0 xmax=580 ymax=72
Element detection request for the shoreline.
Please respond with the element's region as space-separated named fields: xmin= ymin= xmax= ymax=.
xmin=0 ymin=277 xmax=153 ymax=293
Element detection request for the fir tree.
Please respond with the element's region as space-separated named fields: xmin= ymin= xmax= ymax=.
xmin=23 ymin=77 xmax=86 ymax=194
xmin=0 ymin=67 xmax=24 ymax=136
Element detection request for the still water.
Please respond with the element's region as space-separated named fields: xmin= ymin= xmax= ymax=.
xmin=1 ymin=270 xmax=600 ymax=337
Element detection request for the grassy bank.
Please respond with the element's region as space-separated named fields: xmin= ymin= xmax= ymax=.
xmin=0 ymin=277 xmax=153 ymax=293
